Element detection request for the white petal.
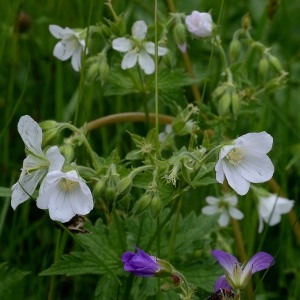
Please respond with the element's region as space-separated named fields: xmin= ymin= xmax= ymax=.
xmin=71 ymin=184 xmax=93 ymax=215
xmin=202 ymin=205 xmax=218 ymax=215
xmin=46 ymin=146 xmax=65 ymax=172
xmin=48 ymin=188 xmax=75 ymax=222
xmin=235 ymin=132 xmax=273 ymax=154
xmin=215 ymin=159 xmax=225 ymax=183
xmin=258 ymin=215 xmax=264 ymax=233
xmin=11 ymin=157 xmax=47 ymax=209
xmin=132 ymin=20 xmax=147 ymax=40
xmin=222 ymin=161 xmax=250 ymax=195
xmin=224 ymin=194 xmax=238 ymax=205
xmin=138 ymin=51 xmax=155 ymax=74
xmin=236 ymin=154 xmax=274 ymax=183
xmin=218 ymin=212 xmax=230 ymax=226
xmin=18 ymin=115 xmax=44 ymax=156
xmin=53 ymin=41 xmax=73 ymax=61
xmin=112 ymin=38 xmax=133 ymax=52
xmin=205 ymin=196 xmax=219 ymax=205
xmin=121 ymin=51 xmax=138 ymax=70
xmin=228 ymin=207 xmax=244 ymax=220
xmin=71 ymin=47 xmax=82 ymax=71
xmin=144 ymin=42 xmax=168 ymax=56
xmin=49 ymin=25 xmax=65 ymax=39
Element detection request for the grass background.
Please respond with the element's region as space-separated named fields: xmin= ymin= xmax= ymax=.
xmin=1 ymin=0 xmax=300 ymax=299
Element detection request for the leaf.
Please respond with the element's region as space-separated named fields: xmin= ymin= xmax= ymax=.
xmin=0 ymin=262 xmax=30 ymax=299
xmin=94 ymin=275 xmax=120 ymax=300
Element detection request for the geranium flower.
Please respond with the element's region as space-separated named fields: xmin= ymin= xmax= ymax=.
xmin=215 ymin=132 xmax=274 ymax=195
xmin=211 ymin=249 xmax=274 ymax=290
xmin=185 ymin=11 xmax=213 ymax=38
xmin=201 ymin=194 xmax=244 ymax=226
xmin=36 ymin=170 xmax=94 ymax=223
xmin=258 ymin=193 xmax=294 ymax=233
xmin=49 ymin=24 xmax=88 ymax=71
xmin=11 ymin=115 xmax=65 ymax=210
xmin=112 ymin=20 xmax=168 ymax=74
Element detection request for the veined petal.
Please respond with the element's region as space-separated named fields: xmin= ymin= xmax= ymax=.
xmin=11 ymin=158 xmax=47 ymax=209
xmin=211 ymin=250 xmax=239 ymax=276
xmin=53 ymin=41 xmax=73 ymax=61
xmin=121 ymin=51 xmax=138 ymax=70
xmin=144 ymin=42 xmax=168 ymax=56
xmin=112 ymin=38 xmax=133 ymax=52
xmin=18 ymin=115 xmax=44 ymax=156
xmin=242 ymin=252 xmax=274 ymax=276
xmin=46 ymin=146 xmax=65 ymax=172
xmin=214 ymin=275 xmax=232 ymax=291
xmin=236 ymin=154 xmax=274 ymax=183
xmin=235 ymin=132 xmax=273 ymax=154
xmin=138 ymin=51 xmax=155 ymax=74
xmin=222 ymin=161 xmax=250 ymax=195
xmin=49 ymin=24 xmax=65 ymax=39
xmin=132 ymin=20 xmax=147 ymax=40
xmin=215 ymin=159 xmax=225 ymax=183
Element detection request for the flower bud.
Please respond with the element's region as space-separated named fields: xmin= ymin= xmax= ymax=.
xmin=218 ymin=93 xmax=231 ymax=115
xmin=242 ymin=13 xmax=251 ymax=31
xmin=60 ymin=144 xmax=75 ymax=163
xmin=258 ymin=57 xmax=269 ymax=77
xmin=229 ymin=39 xmax=241 ymax=62
xmin=117 ymin=176 xmax=132 ymax=195
xmin=40 ymin=120 xmax=59 ymax=131
xmin=173 ymin=23 xmax=187 ymax=53
xmin=150 ymin=194 xmax=161 ymax=218
xmin=269 ymin=55 xmax=282 ymax=72
xmin=93 ymin=178 xmax=107 ymax=198
xmin=133 ymin=194 xmax=152 ymax=215
xmin=231 ymin=91 xmax=241 ymax=115
xmin=42 ymin=129 xmax=58 ymax=146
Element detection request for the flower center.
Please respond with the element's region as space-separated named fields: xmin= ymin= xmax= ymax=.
xmin=59 ymin=178 xmax=78 ymax=191
xmin=226 ymin=148 xmax=243 ymax=165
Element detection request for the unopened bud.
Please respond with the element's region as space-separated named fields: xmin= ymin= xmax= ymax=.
xmin=218 ymin=93 xmax=231 ymax=115
xmin=93 ymin=178 xmax=107 ymax=198
xmin=231 ymin=91 xmax=241 ymax=115
xmin=60 ymin=144 xmax=75 ymax=163
xmin=42 ymin=129 xmax=58 ymax=146
xmin=229 ymin=39 xmax=241 ymax=62
xmin=242 ymin=13 xmax=251 ymax=31
xmin=117 ymin=177 xmax=132 ymax=195
xmin=268 ymin=55 xmax=282 ymax=72
xmin=212 ymin=85 xmax=227 ymax=98
xmin=264 ymin=77 xmax=281 ymax=92
xmin=258 ymin=57 xmax=269 ymax=77
xmin=40 ymin=120 xmax=59 ymax=131
xmin=150 ymin=195 xmax=161 ymax=218
xmin=133 ymin=194 xmax=152 ymax=215
xmin=173 ymin=23 xmax=187 ymax=53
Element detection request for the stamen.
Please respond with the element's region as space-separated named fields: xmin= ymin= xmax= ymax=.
xmin=59 ymin=178 xmax=78 ymax=191
xmin=226 ymin=148 xmax=243 ymax=165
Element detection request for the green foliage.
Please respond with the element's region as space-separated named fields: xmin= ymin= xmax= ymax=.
xmin=0 ymin=262 xmax=29 ymax=300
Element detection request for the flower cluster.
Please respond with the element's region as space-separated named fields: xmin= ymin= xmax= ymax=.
xmin=11 ymin=115 xmax=93 ymax=223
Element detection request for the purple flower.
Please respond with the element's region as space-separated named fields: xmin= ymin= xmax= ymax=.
xmin=121 ymin=247 xmax=161 ymax=277
xmin=211 ymin=249 xmax=274 ymax=290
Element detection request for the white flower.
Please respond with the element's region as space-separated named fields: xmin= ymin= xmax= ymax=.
xmin=112 ymin=20 xmax=168 ymax=74
xmin=215 ymin=132 xmax=274 ymax=195
xmin=185 ymin=11 xmax=213 ymax=38
xmin=11 ymin=115 xmax=65 ymax=210
xmin=49 ymin=24 xmax=88 ymax=71
xmin=36 ymin=170 xmax=94 ymax=223
xmin=202 ymin=194 xmax=244 ymax=226
xmin=258 ymin=194 xmax=294 ymax=233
